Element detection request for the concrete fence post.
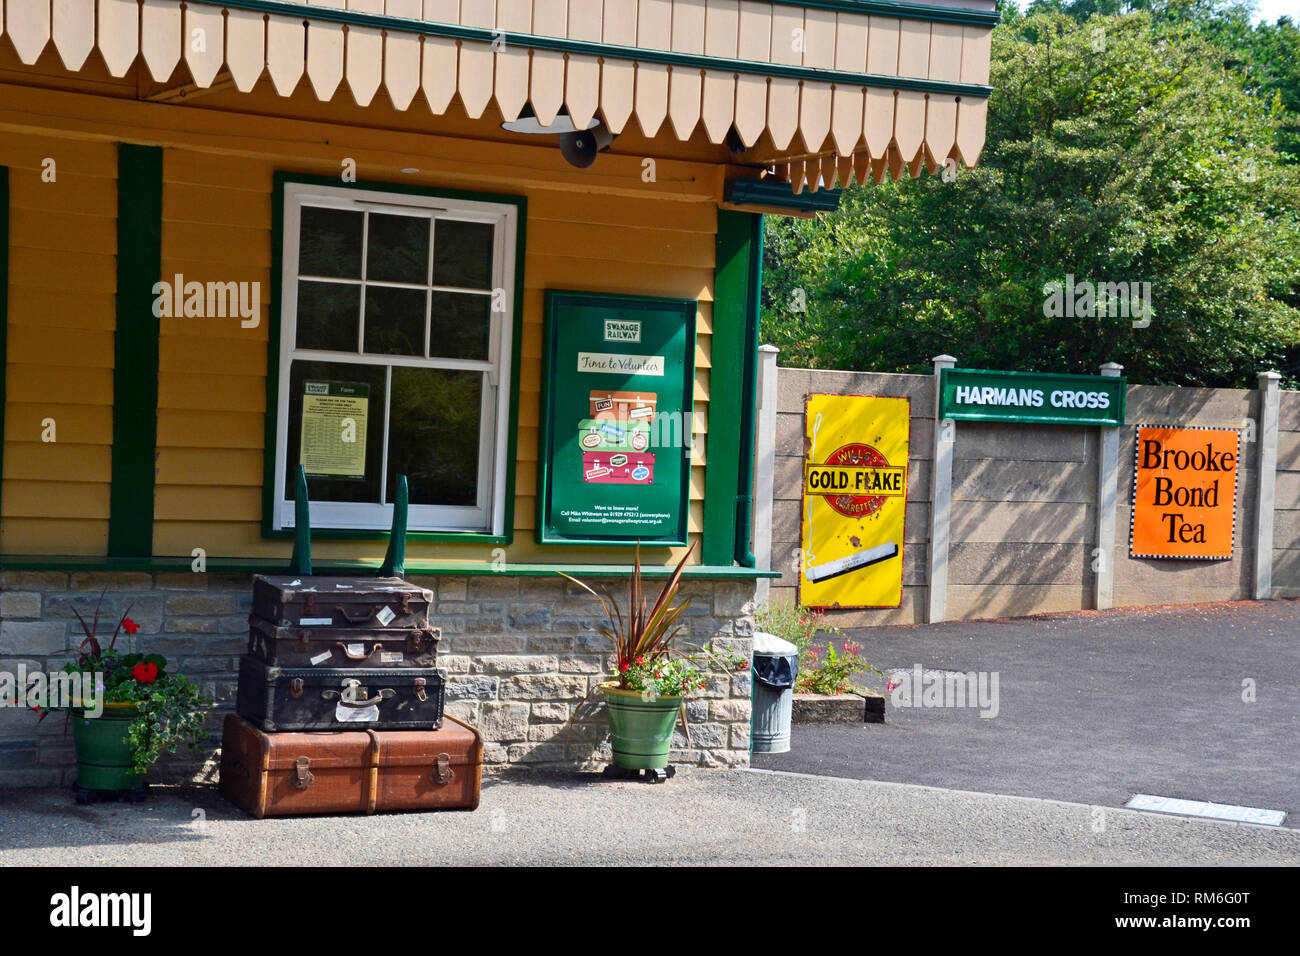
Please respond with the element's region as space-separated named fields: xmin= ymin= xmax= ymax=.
xmin=1254 ymin=370 xmax=1282 ymax=600
xmin=1094 ymin=362 xmax=1124 ymax=610
xmin=927 ymin=355 xmax=957 ymax=623
xmin=753 ymin=345 xmax=780 ymax=604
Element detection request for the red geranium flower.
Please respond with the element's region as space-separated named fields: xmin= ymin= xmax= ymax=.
xmin=131 ymin=662 xmax=159 ymax=683
xmin=634 ymin=656 xmax=645 ymax=665
xmin=121 ymin=617 xmax=139 ymax=635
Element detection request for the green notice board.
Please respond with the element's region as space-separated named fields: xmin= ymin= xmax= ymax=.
xmin=538 ymin=291 xmax=696 ymax=545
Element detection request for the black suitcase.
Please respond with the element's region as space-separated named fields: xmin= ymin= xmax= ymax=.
xmin=251 ymin=575 xmax=433 ymax=630
xmin=247 ymin=616 xmax=441 ymax=669
xmin=235 ymin=656 xmax=445 ymax=732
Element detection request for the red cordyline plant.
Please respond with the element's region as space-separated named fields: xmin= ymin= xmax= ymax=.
xmin=558 ymin=541 xmax=697 ymax=684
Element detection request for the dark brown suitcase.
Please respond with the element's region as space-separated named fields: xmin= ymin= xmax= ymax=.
xmin=247 ymin=615 xmax=441 ymax=668
xmin=251 ymin=575 xmax=433 ymax=630
xmin=219 ymin=714 xmax=483 ymax=818
xmin=235 ymin=655 xmax=445 ymax=732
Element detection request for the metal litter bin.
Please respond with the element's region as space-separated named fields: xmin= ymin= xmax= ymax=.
xmin=751 ymin=631 xmax=799 ymax=753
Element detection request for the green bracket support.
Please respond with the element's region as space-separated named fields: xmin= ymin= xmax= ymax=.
xmin=379 ymin=475 xmax=408 ymax=578
xmin=288 ymin=465 xmax=312 ymax=575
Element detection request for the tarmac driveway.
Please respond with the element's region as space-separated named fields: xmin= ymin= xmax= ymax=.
xmin=754 ymin=599 xmax=1300 ymax=828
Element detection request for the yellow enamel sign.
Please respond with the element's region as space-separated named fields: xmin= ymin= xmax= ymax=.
xmin=799 ymin=394 xmax=910 ymax=608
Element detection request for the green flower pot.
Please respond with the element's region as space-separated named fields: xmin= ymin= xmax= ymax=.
xmin=73 ymin=702 xmax=145 ymax=791
xmin=601 ymin=681 xmax=683 ymax=770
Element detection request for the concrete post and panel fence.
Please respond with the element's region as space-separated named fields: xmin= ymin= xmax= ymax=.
xmin=760 ymin=354 xmax=1297 ymax=625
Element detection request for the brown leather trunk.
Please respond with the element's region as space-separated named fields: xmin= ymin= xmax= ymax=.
xmin=368 ymin=715 xmax=483 ymax=812
xmin=219 ymin=713 xmax=482 ymax=818
xmin=219 ymin=714 xmax=372 ymax=819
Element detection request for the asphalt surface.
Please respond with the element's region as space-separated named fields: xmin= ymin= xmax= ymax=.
xmin=755 ymin=600 xmax=1300 ymax=829
xmin=1 ymin=768 xmax=1297 ymax=865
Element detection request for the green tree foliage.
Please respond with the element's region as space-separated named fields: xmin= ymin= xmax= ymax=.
xmin=762 ymin=10 xmax=1300 ymax=386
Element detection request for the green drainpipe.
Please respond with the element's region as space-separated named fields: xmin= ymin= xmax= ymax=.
xmin=735 ymin=214 xmax=764 ymax=569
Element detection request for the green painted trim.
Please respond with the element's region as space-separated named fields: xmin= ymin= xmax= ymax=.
xmin=536 ymin=290 xmax=696 ymax=548
xmin=0 ymin=167 xmax=7 ymax=532
xmin=198 ymin=0 xmax=995 ymax=98
xmin=725 ymin=179 xmax=842 ymax=214
xmin=703 ymin=211 xmax=759 ymax=566
xmin=263 ymin=171 xmax=527 ymax=543
xmin=0 ymin=553 xmax=780 ymax=579
xmin=108 ymin=145 xmax=162 ymax=559
xmin=734 ymin=214 xmax=764 ymax=568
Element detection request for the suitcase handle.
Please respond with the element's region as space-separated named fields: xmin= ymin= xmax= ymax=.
xmin=337 ymin=641 xmax=382 ymax=661
xmin=322 ymin=684 xmax=397 ymax=707
xmin=334 ymin=604 xmax=381 ymax=625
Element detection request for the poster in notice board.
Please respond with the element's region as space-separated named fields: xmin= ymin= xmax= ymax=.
xmin=538 ymin=291 xmax=696 ymax=545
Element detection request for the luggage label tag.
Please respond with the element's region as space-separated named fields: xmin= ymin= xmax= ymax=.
xmin=300 ymin=617 xmax=333 ymax=626
xmin=309 ymin=650 xmax=333 ymax=666
xmin=375 ymin=606 xmax=396 ymax=627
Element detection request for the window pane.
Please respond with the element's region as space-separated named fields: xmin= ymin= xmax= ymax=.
xmin=297 ymin=281 xmax=360 ymax=352
xmin=433 ymin=219 xmax=493 ymax=289
xmin=366 ymin=213 xmax=430 ymax=284
xmin=386 ymin=367 xmax=482 ymax=507
xmin=299 ymin=206 xmax=362 ymax=278
xmin=429 ymin=292 xmax=490 ymax=361
xmin=285 ymin=361 xmax=386 ymax=503
xmin=364 ymin=286 xmax=426 ymax=356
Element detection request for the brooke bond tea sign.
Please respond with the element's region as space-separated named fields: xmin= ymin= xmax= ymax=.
xmin=1130 ymin=425 xmax=1240 ymax=560
xmin=799 ymin=395 xmax=910 ymax=608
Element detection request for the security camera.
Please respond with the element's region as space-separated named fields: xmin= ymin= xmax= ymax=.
xmin=558 ymin=124 xmax=615 ymax=169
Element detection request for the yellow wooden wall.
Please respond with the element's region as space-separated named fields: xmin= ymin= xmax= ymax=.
xmin=1 ymin=80 xmax=721 ymax=566
xmin=0 ymin=132 xmax=117 ymax=555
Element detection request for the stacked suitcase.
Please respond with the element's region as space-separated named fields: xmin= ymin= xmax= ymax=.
xmin=221 ymin=574 xmax=483 ymax=817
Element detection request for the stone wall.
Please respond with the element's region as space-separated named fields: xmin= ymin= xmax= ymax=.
xmin=0 ymin=571 xmax=755 ymax=788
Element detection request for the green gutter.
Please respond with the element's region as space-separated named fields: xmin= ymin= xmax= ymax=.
xmin=0 ymin=167 xmax=7 ymax=530
xmin=107 ymin=145 xmax=163 ymax=559
xmin=734 ymin=215 xmax=765 ymax=569
xmin=198 ymin=0 xmax=994 ymax=99
xmin=0 ymin=553 xmax=780 ymax=579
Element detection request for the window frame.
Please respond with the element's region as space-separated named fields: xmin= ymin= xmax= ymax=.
xmin=263 ymin=173 xmax=526 ymax=543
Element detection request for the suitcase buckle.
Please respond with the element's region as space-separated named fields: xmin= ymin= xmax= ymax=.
xmin=414 ymin=677 xmax=428 ymax=703
xmin=293 ymin=756 xmax=314 ymax=790
xmin=432 ymin=753 xmax=454 ymax=785
xmin=290 ymin=678 xmax=304 ymax=699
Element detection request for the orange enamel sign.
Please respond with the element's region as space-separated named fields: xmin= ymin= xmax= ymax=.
xmin=1130 ymin=425 xmax=1240 ymax=560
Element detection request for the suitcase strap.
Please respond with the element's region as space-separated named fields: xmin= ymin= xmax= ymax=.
xmin=432 ymin=754 xmax=454 ymax=785
xmin=293 ymin=757 xmax=314 ymax=790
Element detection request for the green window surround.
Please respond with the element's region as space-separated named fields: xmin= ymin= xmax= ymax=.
xmin=108 ymin=144 xmax=163 ymax=559
xmin=0 ymin=166 xmax=8 ymax=533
